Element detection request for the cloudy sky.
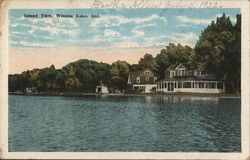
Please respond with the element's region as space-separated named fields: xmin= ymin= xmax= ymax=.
xmin=9 ymin=8 xmax=240 ymax=74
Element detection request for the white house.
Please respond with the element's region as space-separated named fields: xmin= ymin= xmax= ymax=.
xmin=96 ymin=81 xmax=109 ymax=93
xmin=156 ymin=63 xmax=225 ymax=93
xmin=127 ymin=68 xmax=157 ymax=93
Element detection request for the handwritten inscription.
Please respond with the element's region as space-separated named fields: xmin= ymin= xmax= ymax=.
xmin=23 ymin=0 xmax=223 ymax=19
xmin=91 ymin=0 xmax=222 ymax=8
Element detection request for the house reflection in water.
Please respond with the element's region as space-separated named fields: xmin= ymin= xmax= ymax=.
xmin=145 ymin=96 xmax=153 ymax=103
xmin=155 ymin=96 xmax=219 ymax=104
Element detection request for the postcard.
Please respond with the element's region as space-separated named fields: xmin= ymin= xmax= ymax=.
xmin=0 ymin=0 xmax=249 ymax=159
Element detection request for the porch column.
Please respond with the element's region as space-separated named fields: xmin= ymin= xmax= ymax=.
xmin=215 ymin=81 xmax=217 ymax=89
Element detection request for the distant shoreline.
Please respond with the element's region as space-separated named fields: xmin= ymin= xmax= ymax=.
xmin=9 ymin=92 xmax=241 ymax=98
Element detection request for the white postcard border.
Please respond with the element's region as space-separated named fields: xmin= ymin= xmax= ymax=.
xmin=0 ymin=0 xmax=249 ymax=159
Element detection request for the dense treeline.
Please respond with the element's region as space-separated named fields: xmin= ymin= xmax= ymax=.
xmin=9 ymin=13 xmax=241 ymax=94
xmin=194 ymin=13 xmax=241 ymax=94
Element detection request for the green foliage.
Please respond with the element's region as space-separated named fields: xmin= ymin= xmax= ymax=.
xmin=194 ymin=13 xmax=241 ymax=93
xmin=155 ymin=43 xmax=195 ymax=78
xmin=138 ymin=53 xmax=158 ymax=71
xmin=61 ymin=59 xmax=111 ymax=92
xmin=130 ymin=64 xmax=140 ymax=72
xmin=65 ymin=77 xmax=81 ymax=90
xmin=8 ymin=74 xmax=25 ymax=92
xmin=9 ymin=60 xmax=112 ymax=93
xmin=107 ymin=60 xmax=130 ymax=91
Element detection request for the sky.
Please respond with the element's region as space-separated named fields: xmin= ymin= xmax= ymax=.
xmin=9 ymin=8 xmax=240 ymax=74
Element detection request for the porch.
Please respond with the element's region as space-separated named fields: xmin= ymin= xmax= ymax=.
xmin=156 ymin=81 xmax=225 ymax=93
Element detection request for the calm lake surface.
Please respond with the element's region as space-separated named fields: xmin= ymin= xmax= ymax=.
xmin=9 ymin=95 xmax=241 ymax=152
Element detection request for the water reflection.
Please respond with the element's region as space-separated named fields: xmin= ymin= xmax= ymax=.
xmin=154 ymin=96 xmax=219 ymax=103
xmin=145 ymin=96 xmax=153 ymax=103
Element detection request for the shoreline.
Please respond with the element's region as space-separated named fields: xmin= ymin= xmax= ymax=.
xmin=9 ymin=92 xmax=241 ymax=98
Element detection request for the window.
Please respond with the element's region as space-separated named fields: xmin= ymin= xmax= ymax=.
xmin=136 ymin=77 xmax=140 ymax=83
xmin=217 ymin=82 xmax=223 ymax=89
xmin=176 ymin=70 xmax=182 ymax=76
xmin=199 ymin=82 xmax=204 ymax=88
xmin=201 ymin=70 xmax=206 ymax=75
xmin=145 ymin=71 xmax=150 ymax=75
xmin=183 ymin=82 xmax=191 ymax=88
xmin=178 ymin=82 xmax=182 ymax=88
xmin=145 ymin=77 xmax=149 ymax=81
xmin=170 ymin=71 xmax=175 ymax=78
xmin=182 ymin=69 xmax=185 ymax=76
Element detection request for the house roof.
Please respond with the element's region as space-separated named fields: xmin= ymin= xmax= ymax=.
xmin=166 ymin=63 xmax=198 ymax=71
xmin=166 ymin=63 xmax=179 ymax=70
xmin=128 ymin=68 xmax=157 ymax=84
xmin=129 ymin=68 xmax=156 ymax=77
xmin=167 ymin=63 xmax=187 ymax=70
xmin=175 ymin=63 xmax=186 ymax=70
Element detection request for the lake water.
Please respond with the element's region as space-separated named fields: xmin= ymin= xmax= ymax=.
xmin=9 ymin=95 xmax=241 ymax=152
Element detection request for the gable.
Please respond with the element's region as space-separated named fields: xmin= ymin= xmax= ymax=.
xmin=140 ymin=69 xmax=154 ymax=77
xmin=175 ymin=63 xmax=186 ymax=70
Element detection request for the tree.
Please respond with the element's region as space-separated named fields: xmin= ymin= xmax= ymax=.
xmin=138 ymin=53 xmax=158 ymax=71
xmin=8 ymin=74 xmax=24 ymax=92
xmin=130 ymin=64 xmax=140 ymax=72
xmin=108 ymin=61 xmax=130 ymax=91
xmin=155 ymin=43 xmax=195 ymax=79
xmin=54 ymin=70 xmax=66 ymax=91
xmin=194 ymin=13 xmax=241 ymax=93
xmin=65 ymin=77 xmax=81 ymax=90
xmin=36 ymin=65 xmax=57 ymax=91
xmin=62 ymin=59 xmax=111 ymax=92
